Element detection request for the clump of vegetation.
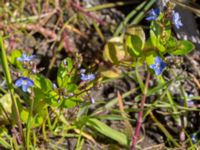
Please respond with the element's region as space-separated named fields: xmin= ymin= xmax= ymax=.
xmin=0 ymin=0 xmax=199 ymax=149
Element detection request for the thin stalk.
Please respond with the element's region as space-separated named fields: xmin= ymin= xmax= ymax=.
xmin=159 ymin=76 xmax=181 ymax=126
xmin=26 ymin=98 xmax=34 ymax=150
xmin=149 ymin=112 xmax=181 ymax=147
xmin=130 ymin=72 xmax=150 ymax=150
xmin=114 ymin=1 xmax=147 ymax=36
xmin=42 ymin=121 xmax=48 ymax=141
xmin=76 ymin=127 xmax=84 ymax=150
xmin=130 ymin=0 xmax=157 ymax=25
xmin=0 ymin=37 xmax=25 ymax=146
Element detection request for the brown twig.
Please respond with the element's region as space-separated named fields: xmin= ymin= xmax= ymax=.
xmin=62 ymin=29 xmax=74 ymax=53
xmin=23 ymin=24 xmax=57 ymax=40
xmin=130 ymin=72 xmax=150 ymax=150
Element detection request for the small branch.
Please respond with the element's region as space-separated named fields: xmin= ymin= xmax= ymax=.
xmin=130 ymin=72 xmax=150 ymax=150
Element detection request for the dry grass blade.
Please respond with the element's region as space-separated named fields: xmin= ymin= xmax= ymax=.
xmin=173 ymin=0 xmax=200 ymax=16
xmin=117 ymin=91 xmax=134 ymax=137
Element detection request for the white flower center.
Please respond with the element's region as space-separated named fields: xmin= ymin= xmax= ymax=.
xmin=22 ymin=80 xmax=27 ymax=85
xmin=155 ymin=63 xmax=160 ymax=69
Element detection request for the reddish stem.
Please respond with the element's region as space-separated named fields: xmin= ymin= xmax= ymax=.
xmin=131 ymin=72 xmax=150 ymax=150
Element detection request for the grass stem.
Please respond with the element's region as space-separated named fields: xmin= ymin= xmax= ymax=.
xmin=0 ymin=37 xmax=25 ymax=148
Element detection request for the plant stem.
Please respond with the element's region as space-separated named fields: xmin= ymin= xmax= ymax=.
xmin=26 ymin=97 xmax=34 ymax=150
xmin=130 ymin=72 xmax=150 ymax=150
xmin=130 ymin=0 xmax=157 ymax=25
xmin=114 ymin=0 xmax=156 ymax=36
xmin=149 ymin=112 xmax=181 ymax=147
xmin=114 ymin=1 xmax=147 ymax=36
xmin=0 ymin=37 xmax=25 ymax=147
xmin=159 ymin=76 xmax=181 ymax=126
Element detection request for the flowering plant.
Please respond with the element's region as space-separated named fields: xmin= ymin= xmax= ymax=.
xmin=103 ymin=6 xmax=194 ymax=76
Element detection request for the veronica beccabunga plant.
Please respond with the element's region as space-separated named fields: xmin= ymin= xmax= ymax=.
xmin=102 ymin=2 xmax=195 ymax=150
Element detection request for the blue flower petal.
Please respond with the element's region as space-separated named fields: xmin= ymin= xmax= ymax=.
xmin=26 ymin=79 xmax=34 ymax=87
xmin=81 ymin=74 xmax=87 ymax=81
xmin=15 ymin=77 xmax=34 ymax=92
xmin=155 ymin=68 xmax=162 ymax=75
xmin=15 ymin=78 xmax=23 ymax=87
xmin=160 ymin=61 xmax=166 ymax=69
xmin=146 ymin=16 xmax=156 ymax=21
xmin=146 ymin=8 xmax=160 ymax=21
xmin=87 ymin=74 xmax=95 ymax=80
xmin=154 ymin=8 xmax=160 ymax=15
xmin=150 ymin=56 xmax=166 ymax=75
xmin=155 ymin=56 xmax=162 ymax=63
xmin=28 ymin=55 xmax=35 ymax=60
xmin=81 ymin=73 xmax=95 ymax=81
xmin=17 ymin=53 xmax=35 ymax=62
xmin=22 ymin=84 xmax=28 ymax=92
xmin=173 ymin=11 xmax=183 ymax=29
xmin=150 ymin=64 xmax=156 ymax=70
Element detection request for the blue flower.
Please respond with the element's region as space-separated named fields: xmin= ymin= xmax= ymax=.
xmin=15 ymin=77 xmax=34 ymax=92
xmin=172 ymin=11 xmax=183 ymax=29
xmin=150 ymin=56 xmax=166 ymax=75
xmin=17 ymin=53 xmax=35 ymax=62
xmin=81 ymin=73 xmax=95 ymax=81
xmin=191 ymin=134 xmax=198 ymax=144
xmin=146 ymin=8 xmax=160 ymax=21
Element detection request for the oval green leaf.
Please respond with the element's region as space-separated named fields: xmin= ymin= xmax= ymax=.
xmin=171 ymin=40 xmax=194 ymax=55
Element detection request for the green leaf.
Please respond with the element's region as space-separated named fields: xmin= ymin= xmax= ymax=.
xmin=32 ymin=108 xmax=47 ymax=127
xmin=61 ymin=97 xmax=81 ymax=108
xmin=101 ymin=69 xmax=121 ymax=78
xmin=46 ymin=91 xmax=59 ymax=107
xmin=20 ymin=109 xmax=29 ymax=123
xmin=150 ymin=20 xmax=171 ymax=43
xmin=171 ymin=40 xmax=194 ymax=55
xmin=67 ymin=84 xmax=78 ymax=92
xmin=86 ymin=118 xmax=129 ymax=146
xmin=8 ymin=50 xmax=23 ymax=69
xmin=33 ymin=75 xmax=52 ymax=92
xmin=126 ymin=35 xmax=142 ymax=56
xmin=126 ymin=26 xmax=145 ymax=42
xmin=145 ymin=51 xmax=157 ymax=66
xmin=97 ymin=115 xmax=124 ymax=121
xmin=0 ymin=93 xmax=12 ymax=124
xmin=150 ymin=21 xmax=162 ymax=38
xmin=150 ymin=30 xmax=165 ymax=52
xmin=103 ymin=37 xmax=125 ymax=64
xmin=57 ymin=57 xmax=76 ymax=88
xmin=126 ymin=26 xmax=145 ymax=56
xmin=65 ymin=57 xmax=73 ymax=72
xmin=57 ymin=63 xmax=69 ymax=87
xmin=147 ymin=81 xmax=171 ymax=96
xmin=166 ymin=37 xmax=177 ymax=48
